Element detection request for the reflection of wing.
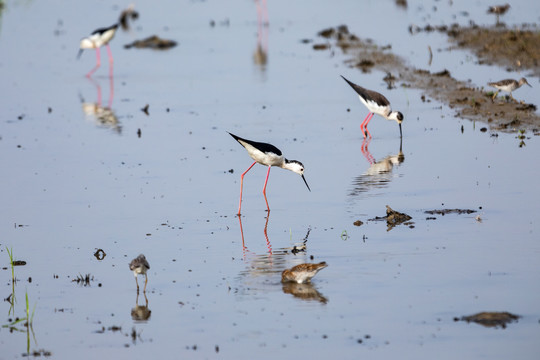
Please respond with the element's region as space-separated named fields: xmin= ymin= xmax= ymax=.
xmin=282 ymin=282 xmax=328 ymax=304
xmin=82 ymin=103 xmax=121 ymax=134
xmin=350 ymin=152 xmax=404 ymax=197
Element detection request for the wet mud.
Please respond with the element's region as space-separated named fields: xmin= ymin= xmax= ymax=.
xmin=312 ymin=25 xmax=540 ymax=132
xmin=457 ymin=311 xmax=520 ymax=329
xmin=369 ymin=205 xmax=413 ymax=231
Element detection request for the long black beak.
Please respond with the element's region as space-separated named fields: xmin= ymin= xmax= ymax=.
xmin=301 ymin=174 xmax=311 ymax=192
xmin=77 ymin=48 xmax=84 ymax=60
xmin=399 ymin=123 xmax=403 ymax=138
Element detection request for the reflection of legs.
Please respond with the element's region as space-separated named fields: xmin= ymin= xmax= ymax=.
xmin=106 ymin=44 xmax=114 ymax=77
xmin=262 ymin=165 xmax=271 ymax=212
xmin=361 ymin=137 xmax=375 ymax=164
xmin=263 ymin=213 xmax=272 ymax=255
xmin=143 ymin=274 xmax=148 ymax=293
xmin=135 ymin=276 xmax=140 ymax=293
xmin=238 ymin=161 xmax=257 ymax=215
xmin=86 ymin=48 xmax=101 ymax=77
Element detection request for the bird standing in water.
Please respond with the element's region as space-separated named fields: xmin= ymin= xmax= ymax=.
xmin=78 ymin=23 xmax=119 ymax=77
xmin=281 ymin=262 xmax=328 ymax=284
xmin=341 ymin=75 xmax=403 ymax=138
xmin=228 ymin=132 xmax=310 ymax=215
xmin=129 ymin=254 xmax=150 ymax=293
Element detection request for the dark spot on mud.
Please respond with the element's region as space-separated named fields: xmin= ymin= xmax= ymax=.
xmin=424 ymin=208 xmax=476 ymax=215
xmin=12 ymin=260 xmax=26 ymax=266
xmin=459 ymin=311 xmax=520 ymax=328
xmin=141 ymin=104 xmax=149 ymax=115
xmin=124 ymin=35 xmax=177 ymax=50
xmin=353 ymin=220 xmax=364 ymax=226
xmin=94 ymin=249 xmax=106 ymax=260
xmin=137 ymin=128 xmax=142 ymax=138
xmin=72 ymin=273 xmax=93 ymax=286
xmin=313 ymin=43 xmax=330 ymax=51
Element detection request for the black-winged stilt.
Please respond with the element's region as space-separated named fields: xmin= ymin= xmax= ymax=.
xmin=228 ymin=132 xmax=310 ymax=215
xmin=341 ymin=75 xmax=403 ymax=138
xmin=78 ymin=23 xmax=119 ymax=77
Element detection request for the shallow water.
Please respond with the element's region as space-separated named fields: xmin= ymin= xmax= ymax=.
xmin=1 ymin=0 xmax=539 ymax=359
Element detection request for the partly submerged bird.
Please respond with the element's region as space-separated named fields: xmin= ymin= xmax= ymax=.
xmin=229 ymin=132 xmax=310 ymax=215
xmin=341 ymin=75 xmax=403 ymax=138
xmin=281 ymin=262 xmax=328 ymax=284
xmin=78 ymin=23 xmax=119 ymax=77
xmin=129 ymin=254 xmax=150 ymax=293
xmin=488 ymin=77 xmax=531 ymax=101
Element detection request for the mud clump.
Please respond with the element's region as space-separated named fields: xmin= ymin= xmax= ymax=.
xmin=369 ymin=205 xmax=413 ymax=231
xmin=124 ymin=35 xmax=177 ymax=50
xmin=457 ymin=311 xmax=520 ymax=328
xmin=424 ymin=209 xmax=477 ymax=215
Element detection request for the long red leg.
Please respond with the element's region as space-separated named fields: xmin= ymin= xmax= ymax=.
xmin=238 ymin=161 xmax=257 ymax=215
xmin=364 ymin=113 xmax=374 ymax=139
xmin=86 ymin=47 xmax=101 ymax=77
xmin=262 ymin=165 xmax=271 ymax=212
xmin=360 ymin=112 xmax=372 ymax=138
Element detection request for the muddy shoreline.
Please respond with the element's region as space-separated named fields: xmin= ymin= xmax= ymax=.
xmin=312 ymin=25 xmax=540 ymax=133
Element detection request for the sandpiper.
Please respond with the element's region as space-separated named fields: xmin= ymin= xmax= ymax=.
xmin=487 ymin=4 xmax=510 ymax=24
xmin=488 ymin=77 xmax=531 ymax=101
xmin=78 ymin=23 xmax=119 ymax=77
xmin=229 ymin=132 xmax=310 ymax=215
xmin=129 ymin=254 xmax=150 ymax=293
xmin=341 ymin=75 xmax=403 ymax=138
xmin=281 ymin=262 xmax=327 ymax=284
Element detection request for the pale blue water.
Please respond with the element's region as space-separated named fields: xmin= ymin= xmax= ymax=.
xmin=1 ymin=0 xmax=539 ymax=359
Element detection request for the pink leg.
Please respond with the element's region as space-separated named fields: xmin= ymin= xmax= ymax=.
xmin=262 ymin=165 xmax=271 ymax=212
xmin=86 ymin=47 xmax=101 ymax=77
xmin=360 ymin=112 xmax=372 ymax=138
xmin=106 ymin=44 xmax=114 ymax=78
xmin=364 ymin=113 xmax=374 ymax=139
xmin=238 ymin=161 xmax=257 ymax=215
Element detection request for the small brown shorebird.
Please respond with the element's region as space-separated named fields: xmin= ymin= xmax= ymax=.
xmin=487 ymin=4 xmax=510 ymax=24
xmin=129 ymin=254 xmax=150 ymax=293
xmin=341 ymin=75 xmax=403 ymax=139
xmin=488 ymin=78 xmax=531 ymax=101
xmin=281 ymin=262 xmax=327 ymax=284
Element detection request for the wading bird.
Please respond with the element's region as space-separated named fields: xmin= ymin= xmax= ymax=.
xmin=281 ymin=262 xmax=328 ymax=284
xmin=78 ymin=23 xmax=119 ymax=77
xmin=229 ymin=132 xmax=310 ymax=215
xmin=341 ymin=75 xmax=403 ymax=138
xmin=129 ymin=254 xmax=150 ymax=293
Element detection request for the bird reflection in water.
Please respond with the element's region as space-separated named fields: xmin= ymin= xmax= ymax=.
xmin=80 ymin=76 xmax=121 ymax=134
xmin=131 ymin=292 xmax=151 ymax=322
xmin=236 ymin=217 xmax=327 ymax=303
xmin=282 ymin=282 xmax=328 ymax=304
xmin=350 ymin=137 xmax=404 ymax=197
xmin=253 ymin=0 xmax=268 ymax=76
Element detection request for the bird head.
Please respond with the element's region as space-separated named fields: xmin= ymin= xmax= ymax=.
xmin=285 ymin=159 xmax=311 ymax=191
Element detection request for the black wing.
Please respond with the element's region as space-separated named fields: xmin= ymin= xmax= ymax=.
xmin=341 ymin=75 xmax=390 ymax=106
xmin=228 ymin=132 xmax=282 ymax=156
xmin=91 ymin=23 xmax=119 ymax=36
